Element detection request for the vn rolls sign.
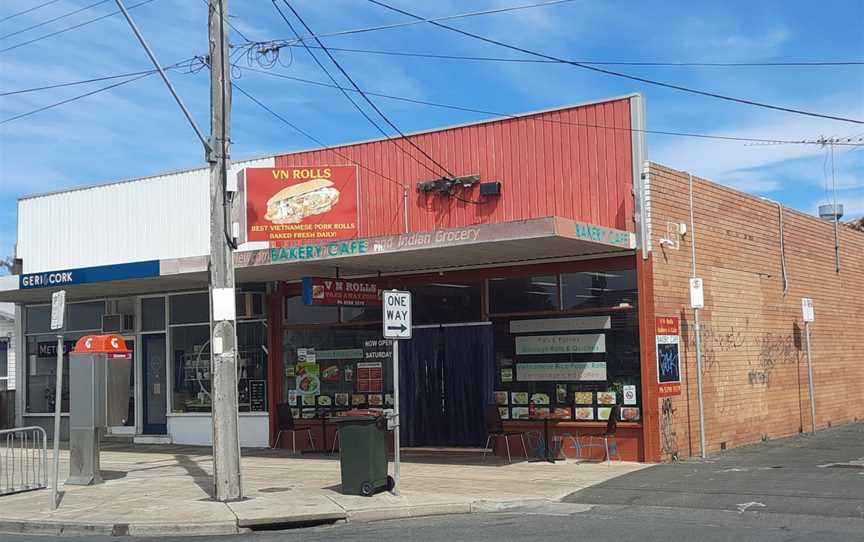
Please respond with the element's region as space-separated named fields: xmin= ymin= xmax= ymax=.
xmin=245 ymin=166 xmax=358 ymax=243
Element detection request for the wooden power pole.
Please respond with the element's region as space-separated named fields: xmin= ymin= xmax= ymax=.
xmin=208 ymin=0 xmax=242 ymax=501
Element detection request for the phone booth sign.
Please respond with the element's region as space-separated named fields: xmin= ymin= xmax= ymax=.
xmin=66 ymin=335 xmax=131 ymax=486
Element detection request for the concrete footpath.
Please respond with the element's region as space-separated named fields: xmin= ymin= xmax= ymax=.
xmin=0 ymin=443 xmax=647 ymax=537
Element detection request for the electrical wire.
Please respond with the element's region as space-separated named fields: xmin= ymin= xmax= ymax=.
xmin=0 ymin=0 xmax=63 ymax=24
xmin=0 ymin=56 xmax=200 ymax=125
xmin=268 ymin=43 xmax=864 ymax=68
xmin=287 ymin=0 xmax=577 ymax=43
xmin=274 ymin=0 xmax=455 ymax=180
xmin=367 ymin=0 xmax=864 ymax=126
xmin=0 ymin=0 xmax=110 ymax=41
xmin=232 ymin=82 xmax=406 ymax=191
xmin=199 ymin=0 xmax=250 ymax=44
xmin=238 ymin=66 xmax=864 ymax=147
xmin=0 ymin=0 xmax=157 ymax=54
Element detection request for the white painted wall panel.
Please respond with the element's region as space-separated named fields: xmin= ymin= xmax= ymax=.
xmin=18 ymin=157 xmax=274 ymax=273
xmin=168 ymin=414 xmax=269 ymax=447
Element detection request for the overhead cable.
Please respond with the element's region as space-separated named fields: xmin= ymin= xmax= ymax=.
xmin=274 ymin=0 xmax=456 ymax=179
xmin=232 ymin=82 xmax=406 ymax=190
xmin=0 ymin=0 xmax=157 ymax=55
xmin=0 ymin=0 xmax=110 ymax=41
xmin=366 ymin=0 xmax=864 ymax=125
xmin=258 ymin=43 xmax=864 ymax=68
xmin=238 ymin=66 xmax=864 ymax=147
xmin=0 ymin=0 xmax=63 ymax=24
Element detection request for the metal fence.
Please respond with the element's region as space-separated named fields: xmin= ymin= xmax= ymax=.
xmin=1 ymin=426 xmax=48 ymax=496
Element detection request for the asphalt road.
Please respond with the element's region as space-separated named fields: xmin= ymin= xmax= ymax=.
xmin=4 ymin=423 xmax=863 ymax=541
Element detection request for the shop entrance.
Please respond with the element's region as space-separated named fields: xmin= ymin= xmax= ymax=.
xmin=141 ymin=334 xmax=167 ymax=434
xmin=399 ymin=324 xmax=494 ymax=448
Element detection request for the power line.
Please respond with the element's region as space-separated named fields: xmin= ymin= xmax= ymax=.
xmin=0 ymin=0 xmax=157 ymax=55
xmin=0 ymin=0 xmax=110 ymax=41
xmin=0 ymin=56 xmax=200 ymax=124
xmin=0 ymin=72 xmax=152 ymax=125
xmin=0 ymin=0 xmax=63 ymax=24
xmin=274 ymin=0 xmax=455 ymax=179
xmin=367 ymin=0 xmax=864 ymax=126
xmin=262 ymin=43 xmax=864 ymax=68
xmin=287 ymin=0 xmax=577 ymax=43
xmin=238 ymin=66 xmax=864 ymax=147
xmin=232 ymin=82 xmax=405 ymax=190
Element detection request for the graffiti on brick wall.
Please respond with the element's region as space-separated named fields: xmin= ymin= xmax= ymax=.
xmin=660 ymin=397 xmax=678 ymax=458
xmin=748 ymin=332 xmax=800 ymax=386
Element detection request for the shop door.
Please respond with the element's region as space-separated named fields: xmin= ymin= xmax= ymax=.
xmin=400 ymin=325 xmax=494 ymax=447
xmin=142 ymin=334 xmax=167 ymax=434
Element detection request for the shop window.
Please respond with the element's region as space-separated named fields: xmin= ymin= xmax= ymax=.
xmin=283 ymin=327 xmax=392 ymax=418
xmin=238 ymin=320 xmax=268 ymax=412
xmin=488 ymin=275 xmax=559 ymax=314
xmin=408 ymin=282 xmax=482 ymax=325
xmin=341 ymin=305 xmax=383 ymax=323
xmin=141 ymin=297 xmax=166 ymax=332
xmin=561 ymin=270 xmax=637 ymax=310
xmin=284 ymin=295 xmax=338 ymax=325
xmin=169 ymin=292 xmax=209 ymax=325
xmin=170 ymin=325 xmax=211 ymax=413
xmin=0 ymin=340 xmax=7 ymax=381
xmin=24 ymin=334 xmax=81 ymax=413
xmin=25 ymin=305 xmax=51 ymax=334
xmin=491 ymin=312 xmax=641 ymax=422
xmin=65 ymin=301 xmax=106 ymax=331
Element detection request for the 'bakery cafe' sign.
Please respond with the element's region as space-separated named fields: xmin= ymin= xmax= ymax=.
xmin=245 ymin=166 xmax=358 ymax=243
xmin=301 ymin=277 xmax=381 ymax=307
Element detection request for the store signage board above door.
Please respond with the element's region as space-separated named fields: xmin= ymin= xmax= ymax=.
xmin=301 ymin=277 xmax=381 ymax=307
xmin=383 ymin=290 xmax=412 ymax=339
xmin=244 ymin=166 xmax=358 ymax=243
xmin=19 ymin=260 xmax=160 ymax=290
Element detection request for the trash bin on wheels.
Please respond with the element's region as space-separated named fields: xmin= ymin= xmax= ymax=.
xmin=333 ymin=410 xmax=395 ymax=496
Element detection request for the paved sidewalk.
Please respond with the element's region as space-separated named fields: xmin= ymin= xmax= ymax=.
xmin=0 ymin=444 xmax=647 ymax=537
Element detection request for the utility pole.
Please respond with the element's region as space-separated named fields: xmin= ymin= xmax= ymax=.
xmin=208 ymin=0 xmax=242 ymax=501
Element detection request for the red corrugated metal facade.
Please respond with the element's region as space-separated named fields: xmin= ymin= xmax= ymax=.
xmin=273 ymin=97 xmax=635 ymax=238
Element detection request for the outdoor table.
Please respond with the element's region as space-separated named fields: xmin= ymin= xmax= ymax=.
xmin=527 ymin=414 xmax=564 ymax=463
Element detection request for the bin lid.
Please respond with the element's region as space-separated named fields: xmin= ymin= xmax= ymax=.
xmin=73 ymin=334 xmax=130 ymax=355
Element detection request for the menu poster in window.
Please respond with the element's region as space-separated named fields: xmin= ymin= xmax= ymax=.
xmin=249 ymin=379 xmax=266 ymax=412
xmin=500 ymin=368 xmax=513 ymax=383
xmin=335 ymin=393 xmax=349 ymax=407
xmin=287 ymin=390 xmax=298 ymax=406
xmin=556 ymin=384 xmax=567 ymax=403
xmin=285 ymin=364 xmax=295 ymax=377
xmin=296 ymin=362 xmax=320 ymax=396
xmin=623 ymin=385 xmax=637 ymax=405
xmin=384 ymin=393 xmax=394 ymax=407
xmin=357 ymin=362 xmax=383 ymax=392
xmin=321 ymin=362 xmax=340 ymax=382
xmin=351 ymin=393 xmax=366 ymax=406
xmin=494 ymin=391 xmax=508 ymax=406
xmin=344 ymin=364 xmax=354 ymax=382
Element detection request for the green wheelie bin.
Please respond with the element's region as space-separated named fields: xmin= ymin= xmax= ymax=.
xmin=333 ymin=412 xmax=394 ymax=496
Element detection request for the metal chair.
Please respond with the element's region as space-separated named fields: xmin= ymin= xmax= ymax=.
xmin=274 ymin=403 xmax=316 ymax=453
xmin=579 ymin=405 xmax=622 ymax=464
xmin=482 ymin=404 xmax=529 ymax=463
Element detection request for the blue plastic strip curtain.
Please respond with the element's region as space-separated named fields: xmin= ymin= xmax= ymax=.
xmin=441 ymin=325 xmax=495 ymax=447
xmin=398 ymin=328 xmax=442 ymax=447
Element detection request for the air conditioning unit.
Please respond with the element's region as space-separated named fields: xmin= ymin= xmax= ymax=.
xmin=102 ymin=313 xmax=134 ymax=333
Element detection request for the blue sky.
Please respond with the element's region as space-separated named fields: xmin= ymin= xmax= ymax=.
xmin=0 ymin=0 xmax=862 ymax=262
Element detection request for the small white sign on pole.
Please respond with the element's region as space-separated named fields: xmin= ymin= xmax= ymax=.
xmin=689 ymin=278 xmax=704 ymax=309
xmin=50 ymin=290 xmax=66 ymax=331
xmin=802 ymin=298 xmax=815 ymax=322
xmin=383 ymin=290 xmax=412 ymax=339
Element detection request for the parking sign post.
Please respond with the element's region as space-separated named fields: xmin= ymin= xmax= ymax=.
xmin=383 ymin=290 xmax=411 ymax=496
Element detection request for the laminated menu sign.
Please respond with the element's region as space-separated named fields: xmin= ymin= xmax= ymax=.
xmin=249 ymin=380 xmax=266 ymax=412
xmin=357 ymin=362 xmax=383 ymax=392
xmin=296 ymin=362 xmax=320 ymax=396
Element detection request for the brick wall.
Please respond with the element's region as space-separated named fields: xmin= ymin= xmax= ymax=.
xmin=647 ymin=163 xmax=864 ymax=459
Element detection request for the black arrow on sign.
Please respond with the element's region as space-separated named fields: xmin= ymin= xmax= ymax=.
xmin=387 ymin=324 xmax=407 ymax=333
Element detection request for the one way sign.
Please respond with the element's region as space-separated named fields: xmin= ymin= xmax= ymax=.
xmin=383 ymin=290 xmax=412 ymax=339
